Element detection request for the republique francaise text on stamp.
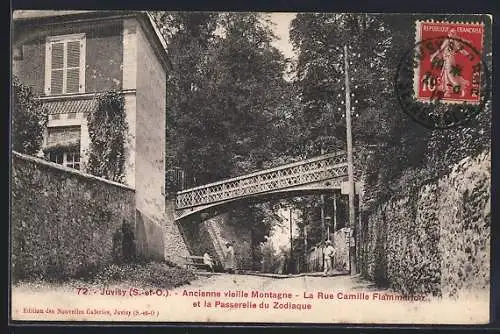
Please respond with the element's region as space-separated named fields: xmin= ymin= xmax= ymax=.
xmin=395 ymin=20 xmax=489 ymax=129
xmin=414 ymin=20 xmax=484 ymax=104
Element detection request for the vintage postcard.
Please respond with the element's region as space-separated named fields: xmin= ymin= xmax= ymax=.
xmin=10 ymin=10 xmax=492 ymax=325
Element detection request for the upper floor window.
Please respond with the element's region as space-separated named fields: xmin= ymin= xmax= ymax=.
xmin=45 ymin=33 xmax=86 ymax=95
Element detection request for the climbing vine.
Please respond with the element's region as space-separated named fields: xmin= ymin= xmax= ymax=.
xmin=87 ymin=91 xmax=128 ymax=183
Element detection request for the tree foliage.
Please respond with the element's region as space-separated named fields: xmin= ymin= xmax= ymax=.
xmin=290 ymin=14 xmax=394 ymax=156
xmin=290 ymin=13 xmax=491 ymax=212
xmin=152 ymin=11 xmax=296 ymax=262
xmin=289 ymin=13 xmax=491 ymax=266
xmin=12 ymin=75 xmax=47 ymax=155
xmin=359 ymin=14 xmax=491 ymax=211
xmin=86 ymin=91 xmax=127 ymax=183
xmin=153 ymin=12 xmax=491 ymax=271
xmin=153 ymin=12 xmax=293 ymax=185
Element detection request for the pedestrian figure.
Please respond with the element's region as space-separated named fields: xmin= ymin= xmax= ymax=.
xmin=224 ymin=242 xmax=236 ymax=274
xmin=323 ymin=240 xmax=335 ymax=277
xmin=203 ymin=252 xmax=215 ymax=272
xmin=278 ymin=253 xmax=287 ymax=274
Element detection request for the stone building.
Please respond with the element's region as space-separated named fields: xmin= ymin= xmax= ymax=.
xmin=12 ymin=10 xmax=189 ymax=262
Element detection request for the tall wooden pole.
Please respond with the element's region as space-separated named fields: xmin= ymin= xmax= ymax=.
xmin=289 ymin=208 xmax=293 ymax=274
xmin=320 ymin=146 xmax=326 ymax=272
xmin=333 ymin=192 xmax=337 ymax=247
xmin=321 ymin=194 xmax=325 ymax=240
xmin=320 ymin=193 xmax=325 ymax=271
xmin=327 ymin=220 xmax=330 ymax=241
xmin=344 ymin=44 xmax=356 ymax=275
xmin=304 ymin=224 xmax=308 ymax=272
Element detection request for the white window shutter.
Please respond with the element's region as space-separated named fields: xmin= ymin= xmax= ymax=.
xmin=66 ymin=40 xmax=80 ymax=93
xmin=45 ymin=34 xmax=86 ymax=95
xmin=50 ymin=42 xmax=64 ymax=95
xmin=79 ymin=37 xmax=86 ymax=93
xmin=45 ymin=43 xmax=52 ymax=95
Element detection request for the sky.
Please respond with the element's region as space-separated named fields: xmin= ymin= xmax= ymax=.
xmin=268 ymin=13 xmax=297 ymax=60
xmin=263 ymin=13 xmax=299 ymax=250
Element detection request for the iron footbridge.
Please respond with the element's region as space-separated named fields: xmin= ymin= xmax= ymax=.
xmin=174 ymin=151 xmax=349 ymax=220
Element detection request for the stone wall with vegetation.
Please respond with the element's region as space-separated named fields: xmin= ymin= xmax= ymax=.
xmin=11 ymin=152 xmax=136 ymax=282
xmin=360 ymin=150 xmax=490 ymax=298
xmin=333 ymin=227 xmax=350 ymax=270
xmin=178 ymin=212 xmax=253 ymax=271
xmin=204 ymin=213 xmax=253 ymax=270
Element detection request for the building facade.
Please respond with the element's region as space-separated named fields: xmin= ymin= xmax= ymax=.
xmin=12 ymin=10 xmax=173 ymax=260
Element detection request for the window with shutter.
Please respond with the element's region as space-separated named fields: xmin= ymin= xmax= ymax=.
xmin=45 ymin=34 xmax=86 ymax=95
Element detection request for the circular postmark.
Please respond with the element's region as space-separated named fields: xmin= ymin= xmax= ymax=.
xmin=395 ymin=35 xmax=490 ymax=130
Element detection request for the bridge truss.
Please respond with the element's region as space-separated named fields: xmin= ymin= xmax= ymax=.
xmin=174 ymin=151 xmax=349 ymax=220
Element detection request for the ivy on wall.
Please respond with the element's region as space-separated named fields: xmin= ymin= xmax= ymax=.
xmin=87 ymin=91 xmax=128 ymax=183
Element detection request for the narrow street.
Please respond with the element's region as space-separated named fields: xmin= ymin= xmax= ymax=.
xmin=179 ymin=272 xmax=371 ymax=293
xmin=11 ymin=272 xmax=488 ymax=324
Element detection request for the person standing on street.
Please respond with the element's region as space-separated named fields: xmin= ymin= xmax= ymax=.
xmin=224 ymin=242 xmax=236 ymax=274
xmin=323 ymin=240 xmax=335 ymax=277
xmin=203 ymin=252 xmax=215 ymax=272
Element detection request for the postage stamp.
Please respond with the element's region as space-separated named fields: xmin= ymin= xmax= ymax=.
xmin=413 ymin=20 xmax=484 ymax=104
xmin=395 ymin=19 xmax=489 ymax=129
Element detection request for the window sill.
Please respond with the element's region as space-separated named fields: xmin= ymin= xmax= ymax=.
xmin=38 ymin=89 xmax=136 ymax=101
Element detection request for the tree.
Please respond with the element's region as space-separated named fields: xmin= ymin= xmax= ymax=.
xmin=360 ymin=14 xmax=491 ymax=211
xmin=153 ymin=12 xmax=294 ymax=266
xmin=12 ymin=75 xmax=47 ymax=155
xmin=207 ymin=12 xmax=291 ymax=177
xmin=155 ymin=12 xmax=293 ymax=184
xmin=289 ymin=14 xmax=441 ymax=213
xmin=288 ymin=14 xmax=395 ymax=245
xmin=151 ymin=11 xmax=222 ymax=187
xmin=209 ymin=13 xmax=296 ymax=269
xmin=290 ymin=14 xmax=397 ymax=155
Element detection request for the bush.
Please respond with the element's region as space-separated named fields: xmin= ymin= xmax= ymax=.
xmin=12 ymin=75 xmax=47 ymax=155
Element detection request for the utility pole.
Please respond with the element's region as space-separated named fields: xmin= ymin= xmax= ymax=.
xmin=320 ymin=193 xmax=325 ymax=271
xmin=344 ymin=44 xmax=356 ymax=275
xmin=326 ymin=218 xmax=330 ymax=241
xmin=320 ymin=146 xmax=326 ymax=272
xmin=304 ymin=224 xmax=308 ymax=272
xmin=333 ymin=192 xmax=337 ymax=247
xmin=289 ymin=207 xmax=293 ymax=274
xmin=320 ymin=194 xmax=325 ymax=241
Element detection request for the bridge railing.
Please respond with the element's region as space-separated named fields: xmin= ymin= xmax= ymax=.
xmin=176 ymin=151 xmax=348 ymax=209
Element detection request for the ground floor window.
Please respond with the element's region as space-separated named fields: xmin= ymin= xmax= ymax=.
xmin=48 ymin=150 xmax=81 ymax=170
xmin=49 ymin=151 xmax=64 ymax=165
xmin=46 ymin=125 xmax=81 ymax=170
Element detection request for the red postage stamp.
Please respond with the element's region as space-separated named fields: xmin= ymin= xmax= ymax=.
xmin=414 ymin=21 xmax=484 ymax=104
